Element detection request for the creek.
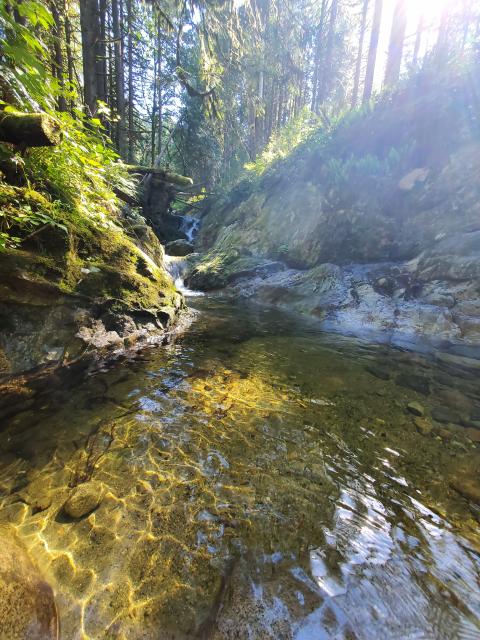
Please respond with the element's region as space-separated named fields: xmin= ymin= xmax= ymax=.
xmin=0 ymin=295 xmax=479 ymax=639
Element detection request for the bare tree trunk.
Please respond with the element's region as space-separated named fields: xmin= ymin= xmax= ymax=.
xmin=50 ymin=0 xmax=67 ymax=111
xmin=436 ymin=5 xmax=450 ymax=63
xmin=156 ymin=17 xmax=163 ymax=159
xmin=126 ymin=0 xmax=134 ymax=162
xmin=412 ymin=13 xmax=425 ymax=66
xmin=254 ymin=70 xmax=264 ymax=152
xmin=351 ymin=0 xmax=369 ymax=108
xmin=384 ymin=0 xmax=407 ymax=87
xmin=112 ymin=0 xmax=126 ymax=157
xmin=151 ymin=55 xmax=157 ymax=167
xmin=311 ymin=0 xmax=328 ymax=113
xmin=318 ymin=0 xmax=339 ymax=106
xmin=98 ymin=0 xmax=108 ymax=104
xmin=79 ymin=0 xmax=99 ymax=114
xmin=363 ymin=0 xmax=383 ymax=103
xmin=64 ymin=0 xmax=75 ymax=113
xmin=107 ymin=6 xmax=115 ymax=129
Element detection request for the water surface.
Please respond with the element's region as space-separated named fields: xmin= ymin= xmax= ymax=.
xmin=1 ymin=298 xmax=479 ymax=639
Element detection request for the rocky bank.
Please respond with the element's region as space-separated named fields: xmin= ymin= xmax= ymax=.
xmin=0 ymin=184 xmax=184 ymax=378
xmin=188 ymin=68 xmax=480 ymax=354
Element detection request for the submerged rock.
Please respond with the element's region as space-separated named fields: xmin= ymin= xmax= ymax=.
xmin=431 ymin=406 xmax=462 ymax=426
xmin=63 ymin=481 xmax=105 ymax=518
xmin=365 ymin=365 xmax=391 ymax=380
xmin=407 ymin=402 xmax=425 ymax=417
xmin=396 ymin=374 xmax=431 ymax=396
xmin=0 ymin=528 xmax=58 ymax=639
xmin=414 ymin=416 xmax=433 ymax=435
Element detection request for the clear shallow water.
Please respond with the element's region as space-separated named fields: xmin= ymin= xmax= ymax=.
xmin=0 ymin=298 xmax=479 ymax=639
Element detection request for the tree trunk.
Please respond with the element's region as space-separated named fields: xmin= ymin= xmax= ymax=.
xmin=351 ymin=0 xmax=369 ymax=108
xmin=311 ymin=0 xmax=328 ymax=113
xmin=113 ymin=186 xmax=139 ymax=206
xmin=254 ymin=70 xmax=264 ymax=152
xmin=111 ymin=0 xmax=126 ymax=157
xmin=384 ymin=0 xmax=407 ymax=87
xmin=151 ymin=53 xmax=158 ymax=167
xmin=50 ymin=0 xmax=67 ymax=112
xmin=97 ymin=0 xmax=108 ymax=104
xmin=412 ymin=13 xmax=425 ymax=66
xmin=64 ymin=0 xmax=75 ymax=113
xmin=318 ymin=0 xmax=339 ymax=105
xmin=156 ymin=15 xmax=163 ymax=159
xmin=363 ymin=0 xmax=383 ymax=103
xmin=436 ymin=6 xmax=450 ymax=63
xmin=0 ymin=111 xmax=62 ymax=146
xmin=79 ymin=0 xmax=99 ymax=114
xmin=126 ymin=0 xmax=134 ymax=162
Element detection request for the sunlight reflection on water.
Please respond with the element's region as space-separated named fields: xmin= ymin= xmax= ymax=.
xmin=0 ymin=298 xmax=479 ymax=639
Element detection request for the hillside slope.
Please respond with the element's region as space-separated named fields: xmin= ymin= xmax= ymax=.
xmin=189 ymin=67 xmax=480 ymax=353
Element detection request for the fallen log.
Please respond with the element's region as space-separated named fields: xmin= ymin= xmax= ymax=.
xmin=113 ymin=186 xmax=140 ymax=207
xmin=0 ymin=110 xmax=62 ymax=147
xmin=125 ymin=165 xmax=193 ymax=186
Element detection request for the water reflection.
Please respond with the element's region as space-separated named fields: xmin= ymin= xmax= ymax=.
xmin=0 ymin=298 xmax=479 ymax=639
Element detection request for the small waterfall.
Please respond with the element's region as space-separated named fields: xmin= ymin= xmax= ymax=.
xmin=181 ymin=215 xmax=200 ymax=244
xmin=165 ymin=214 xmax=202 ymax=297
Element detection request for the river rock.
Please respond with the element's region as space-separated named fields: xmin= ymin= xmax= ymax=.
xmin=449 ymin=456 xmax=480 ymax=504
xmin=0 ymin=528 xmax=58 ymax=639
xmin=365 ymin=365 xmax=391 ymax=380
xmin=414 ymin=416 xmax=432 ymax=435
xmin=435 ymin=389 xmax=473 ymax=414
xmin=431 ymin=406 xmax=462 ymax=425
xmin=465 ymin=428 xmax=480 ymax=443
xmin=396 ymin=374 xmax=431 ymax=395
xmin=165 ymin=239 xmax=195 ymax=256
xmin=63 ymin=481 xmax=105 ymax=518
xmin=407 ymin=402 xmax=425 ymax=417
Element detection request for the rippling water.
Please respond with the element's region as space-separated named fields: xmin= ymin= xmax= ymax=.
xmin=0 ymin=298 xmax=479 ymax=639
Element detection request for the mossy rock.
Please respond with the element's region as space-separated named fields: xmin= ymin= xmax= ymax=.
xmin=0 ymin=185 xmax=181 ymax=374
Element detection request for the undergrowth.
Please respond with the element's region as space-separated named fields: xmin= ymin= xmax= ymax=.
xmin=0 ymin=0 xmax=136 ymax=251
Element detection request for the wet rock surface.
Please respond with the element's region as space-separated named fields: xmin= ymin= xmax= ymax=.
xmin=192 ymin=142 xmax=480 ymax=350
xmin=165 ymin=239 xmax=195 ymax=256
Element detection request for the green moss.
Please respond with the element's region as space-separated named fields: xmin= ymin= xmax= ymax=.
xmin=0 ymin=183 xmax=179 ymax=316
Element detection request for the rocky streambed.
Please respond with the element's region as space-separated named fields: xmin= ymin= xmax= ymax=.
xmin=0 ymin=297 xmax=479 ymax=639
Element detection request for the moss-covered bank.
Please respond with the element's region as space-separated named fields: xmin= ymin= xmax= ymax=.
xmin=0 ymin=183 xmax=183 ymax=376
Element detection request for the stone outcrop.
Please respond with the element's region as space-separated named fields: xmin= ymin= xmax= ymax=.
xmin=189 ymin=78 xmax=480 ymax=353
xmin=0 ymin=194 xmax=184 ymax=377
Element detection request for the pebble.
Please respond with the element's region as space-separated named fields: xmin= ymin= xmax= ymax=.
xmin=63 ymin=481 xmax=105 ymax=519
xmin=407 ymin=402 xmax=425 ymax=417
xmin=414 ymin=417 xmax=432 ymax=435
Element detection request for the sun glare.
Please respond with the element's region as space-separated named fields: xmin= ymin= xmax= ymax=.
xmin=404 ymin=0 xmax=449 ymax=25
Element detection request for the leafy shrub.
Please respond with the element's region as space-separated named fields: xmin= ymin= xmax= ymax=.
xmin=0 ymin=0 xmax=136 ymax=250
xmin=245 ymin=108 xmax=321 ymax=175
